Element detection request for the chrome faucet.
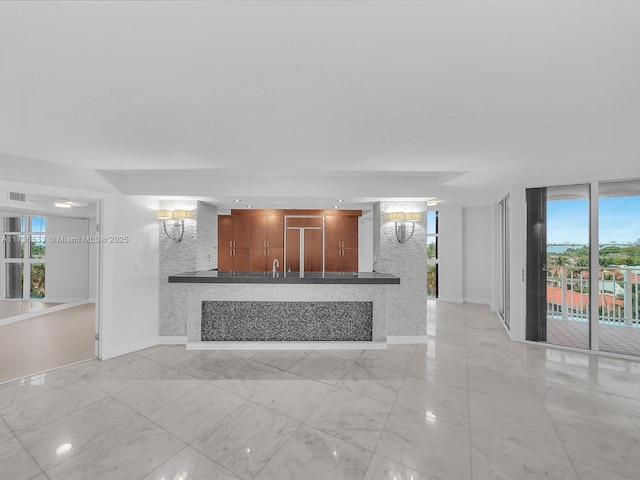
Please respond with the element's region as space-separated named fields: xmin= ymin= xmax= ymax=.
xmin=272 ymin=258 xmax=280 ymax=273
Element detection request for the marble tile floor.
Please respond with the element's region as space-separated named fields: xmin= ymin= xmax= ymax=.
xmin=2 ymin=302 xmax=640 ymax=479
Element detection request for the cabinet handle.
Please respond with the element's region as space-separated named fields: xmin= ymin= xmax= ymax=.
xmin=230 ymin=249 xmax=232 ymax=257
xmin=229 ymin=241 xmax=232 ymax=248
xmin=267 ymin=240 xmax=270 ymax=247
xmin=264 ymin=249 xmax=267 ymax=256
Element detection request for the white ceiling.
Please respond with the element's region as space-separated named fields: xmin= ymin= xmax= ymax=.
xmin=1 ymin=1 xmax=639 ymax=208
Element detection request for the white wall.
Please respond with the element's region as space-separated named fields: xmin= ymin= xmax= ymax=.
xmin=158 ymin=200 xmax=217 ymax=337
xmin=45 ymin=216 xmax=90 ymax=302
xmin=373 ymin=201 xmax=428 ymax=338
xmin=196 ymin=202 xmax=218 ymax=271
xmin=102 ymin=194 xmax=160 ymax=357
xmin=358 ymin=211 xmax=373 ymax=272
xmin=438 ymin=205 xmax=463 ymax=303
xmin=508 ymin=186 xmax=526 ymax=342
xmin=462 ymin=206 xmax=492 ymax=304
xmin=158 ymin=199 xmax=197 ymax=336
xmin=88 ymin=217 xmax=97 ymax=298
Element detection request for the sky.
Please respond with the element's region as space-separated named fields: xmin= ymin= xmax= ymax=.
xmin=547 ymin=196 xmax=640 ymax=245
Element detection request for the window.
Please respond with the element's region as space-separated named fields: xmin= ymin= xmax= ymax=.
xmin=2 ymin=215 xmax=46 ymax=299
xmin=427 ymin=210 xmax=438 ymax=298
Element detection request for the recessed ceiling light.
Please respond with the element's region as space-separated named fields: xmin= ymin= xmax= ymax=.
xmin=333 ymin=206 xmax=340 ymax=209
xmin=426 ymin=199 xmax=440 ymax=207
xmin=54 ymin=201 xmax=72 ymax=208
xmin=337 ymin=199 xmax=344 ymax=203
xmin=234 ymin=199 xmax=242 ymax=202
xmin=246 ymin=205 xmax=253 ymax=208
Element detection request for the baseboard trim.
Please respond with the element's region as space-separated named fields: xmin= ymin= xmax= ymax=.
xmin=186 ymin=341 xmax=387 ymax=351
xmin=387 ymin=335 xmax=429 ymax=344
xmin=463 ymin=297 xmax=491 ymax=305
xmin=437 ymin=297 xmax=463 ymax=304
xmin=0 ymin=298 xmax=95 ymax=327
xmin=103 ymin=337 xmax=159 ymax=360
xmin=157 ymin=336 xmax=187 ymax=345
xmin=35 ymin=297 xmax=86 ymax=304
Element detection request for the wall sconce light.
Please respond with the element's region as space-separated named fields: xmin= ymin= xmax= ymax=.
xmin=156 ymin=209 xmax=193 ymax=242
xmin=387 ymin=212 xmax=422 ymax=243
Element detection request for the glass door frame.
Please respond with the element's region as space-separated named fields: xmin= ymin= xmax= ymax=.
xmin=589 ymin=181 xmax=600 ymax=352
xmin=525 ymin=182 xmax=603 ymax=352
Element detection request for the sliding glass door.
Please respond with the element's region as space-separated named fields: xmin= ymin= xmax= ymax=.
xmin=526 ymin=180 xmax=640 ymax=357
xmin=597 ymin=180 xmax=640 ymax=356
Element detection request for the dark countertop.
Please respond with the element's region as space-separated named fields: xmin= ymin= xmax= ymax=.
xmin=168 ymin=270 xmax=401 ymax=285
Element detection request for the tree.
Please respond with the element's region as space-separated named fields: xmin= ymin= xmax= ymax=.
xmin=427 ymin=241 xmax=436 ymax=260
xmin=427 ymin=264 xmax=437 ymax=297
xmin=30 ymin=264 xmax=45 ymax=298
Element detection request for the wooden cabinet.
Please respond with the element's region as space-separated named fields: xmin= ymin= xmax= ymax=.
xmin=251 ymin=246 xmax=284 ymax=272
xmin=249 ymin=214 xmax=283 ymax=248
xmin=324 ymin=214 xmax=359 ymax=272
xmin=219 ymin=210 xmax=360 ymax=273
xmin=218 ymin=215 xmax=251 ymax=272
xmin=249 ymin=213 xmax=284 ymax=272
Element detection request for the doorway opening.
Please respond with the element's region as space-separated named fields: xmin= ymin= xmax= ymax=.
xmin=0 ymin=195 xmax=101 ymax=382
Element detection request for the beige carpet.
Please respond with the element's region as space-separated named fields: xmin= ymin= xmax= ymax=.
xmin=0 ymin=303 xmax=95 ymax=383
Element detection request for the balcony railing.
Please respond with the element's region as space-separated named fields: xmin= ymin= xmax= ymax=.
xmin=547 ymin=266 xmax=640 ymax=326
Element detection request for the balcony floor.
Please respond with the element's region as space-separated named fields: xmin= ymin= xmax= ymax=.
xmin=547 ymin=317 xmax=640 ymax=357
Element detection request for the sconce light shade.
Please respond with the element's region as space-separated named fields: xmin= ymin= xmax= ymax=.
xmin=172 ymin=210 xmax=192 ymax=220
xmin=156 ymin=209 xmax=194 ymax=242
xmin=388 ymin=211 xmax=423 ymax=243
xmin=155 ymin=210 xmax=173 ymax=220
xmin=387 ymin=212 xmax=407 ymax=222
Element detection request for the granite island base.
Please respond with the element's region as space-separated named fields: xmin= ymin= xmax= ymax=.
xmin=168 ymin=271 xmax=400 ymax=350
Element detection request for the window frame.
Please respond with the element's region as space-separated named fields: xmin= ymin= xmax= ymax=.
xmin=1 ymin=215 xmax=47 ymax=300
xmin=427 ymin=209 xmax=439 ymax=298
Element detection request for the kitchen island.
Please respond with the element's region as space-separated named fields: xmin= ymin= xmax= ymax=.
xmin=168 ymin=271 xmax=400 ymax=350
